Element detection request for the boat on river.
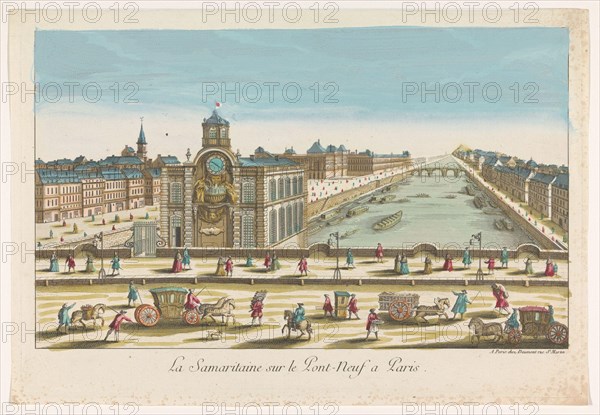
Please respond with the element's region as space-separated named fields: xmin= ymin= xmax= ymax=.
xmin=382 ymin=184 xmax=399 ymax=193
xmin=397 ymin=198 xmax=410 ymax=203
xmin=327 ymin=216 xmax=344 ymax=226
xmin=308 ymin=225 xmax=323 ymax=235
xmin=501 ymin=218 xmax=514 ymax=231
xmin=444 ymin=194 xmax=457 ymax=199
xmin=473 ymin=195 xmax=486 ymax=209
xmin=373 ymin=210 xmax=403 ymax=231
xmin=494 ymin=219 xmax=504 ymax=230
xmin=341 ymin=228 xmax=359 ymax=239
xmin=346 ymin=206 xmax=369 ymax=217
xmin=320 ymin=209 xmax=341 ymax=220
xmin=414 ymin=193 xmax=430 ymax=198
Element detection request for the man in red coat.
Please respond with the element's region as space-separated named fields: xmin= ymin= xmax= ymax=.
xmin=184 ymin=289 xmax=201 ymax=312
xmin=250 ymin=299 xmax=263 ymax=326
xmin=491 ymin=283 xmax=510 ymax=315
xmin=263 ymin=253 xmax=272 ymax=272
xmin=225 ymin=257 xmax=234 ymax=277
xmin=298 ymin=257 xmax=308 ymax=276
xmin=485 ymin=257 xmax=496 ymax=274
xmin=104 ymin=310 xmax=132 ymax=342
xmin=365 ymin=308 xmax=380 ymax=340
xmin=323 ymin=294 xmax=334 ymax=317
xmin=65 ymin=255 xmax=76 ymax=273
xmin=348 ymin=294 xmax=360 ymax=319
xmin=375 ymin=243 xmax=384 ymax=263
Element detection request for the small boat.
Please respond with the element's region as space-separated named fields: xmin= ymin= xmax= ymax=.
xmin=488 ymin=200 xmax=497 ymax=208
xmin=320 ymin=210 xmax=338 ymax=220
xmin=382 ymin=184 xmax=399 ymax=193
xmin=397 ymin=198 xmax=410 ymax=203
xmin=501 ymin=218 xmax=514 ymax=231
xmin=414 ymin=193 xmax=430 ymax=198
xmin=494 ymin=219 xmax=504 ymax=230
xmin=327 ymin=217 xmax=344 ymax=226
xmin=373 ymin=211 xmax=403 ymax=231
xmin=340 ymin=228 xmax=359 ymax=239
xmin=308 ymin=225 xmax=323 ymax=235
xmin=379 ymin=195 xmax=396 ymax=203
xmin=444 ymin=195 xmax=457 ymax=199
xmin=347 ymin=206 xmax=369 ymax=217
xmin=473 ymin=195 xmax=486 ymax=209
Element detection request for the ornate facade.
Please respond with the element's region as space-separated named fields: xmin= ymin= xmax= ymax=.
xmin=159 ymin=111 xmax=307 ymax=248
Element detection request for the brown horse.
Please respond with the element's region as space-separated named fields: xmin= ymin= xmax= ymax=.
xmin=282 ymin=310 xmax=313 ymax=340
xmin=71 ymin=303 xmax=106 ymax=329
xmin=468 ymin=317 xmax=504 ymax=344
xmin=413 ymin=298 xmax=451 ymax=324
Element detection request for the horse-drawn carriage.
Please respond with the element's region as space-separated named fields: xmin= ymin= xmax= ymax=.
xmin=506 ymin=306 xmax=568 ymax=345
xmin=378 ymin=292 xmax=450 ymax=323
xmin=134 ymin=287 xmax=235 ymax=327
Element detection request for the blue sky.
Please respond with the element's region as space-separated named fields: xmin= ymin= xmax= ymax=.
xmin=34 ymin=27 xmax=569 ymax=163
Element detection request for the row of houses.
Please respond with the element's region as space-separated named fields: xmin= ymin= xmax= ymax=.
xmin=255 ymin=140 xmax=412 ymax=180
xmin=455 ymin=148 xmax=569 ymax=231
xmin=35 ymin=123 xmax=181 ymax=223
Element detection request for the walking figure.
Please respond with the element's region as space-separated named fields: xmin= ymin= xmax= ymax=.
xmin=524 ymin=257 xmax=534 ymax=275
xmin=323 ymin=294 xmax=334 ymax=317
xmin=250 ymin=297 xmax=264 ymax=326
xmin=491 ymin=283 xmax=510 ymax=315
xmin=65 ymin=255 xmax=76 ymax=273
xmin=225 ymin=256 xmax=234 ymax=277
xmin=110 ymin=252 xmax=122 ymax=276
xmin=345 ymin=248 xmax=355 ymax=268
xmin=182 ymin=247 xmax=191 ymax=270
xmin=544 ymin=258 xmax=555 ymax=276
xmin=365 ymin=308 xmax=381 ymax=340
xmin=49 ymin=252 xmax=59 ymax=272
xmin=56 ymin=303 xmax=76 ymax=333
xmin=215 ymin=257 xmax=226 ymax=276
xmin=104 ymin=310 xmax=132 ymax=342
xmin=348 ymin=294 xmax=360 ymax=319
xmin=500 ymin=247 xmax=509 ymax=268
xmin=462 ymin=247 xmax=472 ymax=269
xmin=442 ymin=254 xmax=453 ymax=271
xmin=85 ymin=254 xmax=96 ymax=273
xmin=297 ymin=257 xmax=308 ymax=276
xmin=451 ymin=289 xmax=472 ymax=320
xmin=171 ymin=250 xmax=183 ymax=273
xmin=127 ymin=281 xmax=139 ymax=307
xmin=263 ymin=252 xmax=272 ymax=272
xmin=375 ymin=243 xmax=384 ymax=263
xmin=485 ymin=257 xmax=496 ymax=274
xmin=423 ymin=255 xmax=433 ymax=274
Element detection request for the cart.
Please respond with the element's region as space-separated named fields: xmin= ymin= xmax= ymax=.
xmin=378 ymin=292 xmax=420 ymax=321
xmin=134 ymin=287 xmax=189 ymax=327
xmin=506 ymin=306 xmax=568 ymax=345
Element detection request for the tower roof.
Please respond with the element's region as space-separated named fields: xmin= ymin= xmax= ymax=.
xmin=307 ymin=139 xmax=326 ymax=154
xmin=204 ymin=110 xmax=230 ymax=126
xmin=137 ymin=122 xmax=147 ymax=145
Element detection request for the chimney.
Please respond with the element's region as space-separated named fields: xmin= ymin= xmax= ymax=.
xmin=250 ymin=155 xmax=255 ymax=161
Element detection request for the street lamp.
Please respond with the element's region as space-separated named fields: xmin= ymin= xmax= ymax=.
xmin=93 ymin=231 xmax=106 ymax=279
xmin=329 ymin=231 xmax=341 ymax=280
xmin=470 ymin=232 xmax=484 ymax=282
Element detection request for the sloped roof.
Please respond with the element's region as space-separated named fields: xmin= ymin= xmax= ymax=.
xmin=307 ymin=140 xmax=326 ymax=154
xmin=239 ymin=156 xmax=299 ymax=167
xmin=145 ymin=168 xmax=162 ymax=178
xmin=203 ymin=110 xmax=230 ymax=126
xmin=552 ymin=173 xmax=569 ymax=190
xmin=531 ymin=172 xmax=556 ymax=185
xmin=326 ymin=144 xmax=337 ymax=153
xmin=100 ymin=156 xmax=143 ymax=166
xmin=122 ymin=168 xmax=144 ymax=179
xmin=157 ymin=155 xmax=180 ymax=165
xmin=337 ymin=144 xmax=347 ymax=152
xmin=101 ymin=168 xmax=126 ymax=180
xmin=137 ymin=123 xmax=147 ymax=144
xmin=37 ymin=169 xmax=81 ymax=184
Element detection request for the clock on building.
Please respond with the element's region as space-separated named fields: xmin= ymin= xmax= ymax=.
xmin=206 ymin=154 xmax=226 ymax=175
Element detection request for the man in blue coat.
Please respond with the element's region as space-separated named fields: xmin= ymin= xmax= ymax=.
xmin=56 ymin=303 xmax=76 ymax=333
xmin=451 ymin=290 xmax=471 ymax=320
xmin=293 ymin=303 xmax=305 ymax=329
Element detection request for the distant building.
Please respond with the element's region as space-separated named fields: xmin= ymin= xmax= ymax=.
xmin=551 ymin=173 xmax=569 ymax=231
xmin=528 ymin=173 xmax=556 ymax=218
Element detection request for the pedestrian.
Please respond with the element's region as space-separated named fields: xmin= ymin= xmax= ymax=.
xmin=443 ymin=254 xmax=453 ymax=271
xmin=524 ymin=257 xmax=534 ymax=275
xmin=491 ymin=283 xmax=510 ymax=315
xmin=323 ymin=294 xmax=334 ymax=317
xmin=102 ymin=218 xmax=106 ymax=225
xmin=462 ymin=247 xmax=472 ymax=269
xmin=365 ymin=308 xmax=380 ymax=340
xmin=348 ymin=294 xmax=360 ymax=319
xmin=345 ymin=248 xmax=355 ymax=269
xmin=56 ymin=303 xmax=76 ymax=333
xmin=84 ymin=254 xmax=96 ymax=273
xmin=500 ymin=247 xmax=509 ymax=268
xmin=49 ymin=229 xmax=53 ymax=239
xmin=215 ymin=257 xmax=226 ymax=276
xmin=485 ymin=257 xmax=496 ymax=274
xmin=394 ymin=253 xmax=401 ymax=274
xmin=272 ymin=254 xmax=281 ymax=271
xmin=400 ymin=254 xmax=410 ymax=275
xmin=544 ymin=258 xmax=555 ymax=276
xmin=171 ymin=250 xmax=183 ymax=273
xmin=184 ymin=289 xmax=201 ymax=313
xmin=245 ymin=254 xmax=255 ymax=267
xmin=127 ymin=281 xmax=139 ymax=307
xmin=548 ymin=304 xmax=555 ymax=324
xmin=375 ymin=243 xmax=384 ymax=263
xmin=112 ymin=225 xmax=116 ymax=231
xmin=62 ymin=220 xmax=66 ymax=227
xmin=182 ymin=247 xmax=191 ymax=270
xmin=60 ymin=236 xmax=64 ymax=243
xmin=104 ymin=310 xmax=132 ymax=342
xmin=65 ymin=254 xmax=76 ymax=273
xmin=225 ymin=256 xmax=234 ymax=277
xmin=263 ymin=252 xmax=272 ymax=272
xmin=451 ymin=289 xmax=472 ymax=320
xmin=423 ymin=255 xmax=433 ymax=274
xmin=250 ymin=297 xmax=263 ymax=326
xmin=110 ymin=252 xmax=122 ymax=276
xmin=297 ymin=256 xmax=308 ymax=276
xmin=49 ymin=251 xmax=59 ymax=272
xmin=553 ymin=263 xmax=558 ymax=277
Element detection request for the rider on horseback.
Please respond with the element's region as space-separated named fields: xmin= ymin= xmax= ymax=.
xmin=293 ymin=303 xmax=306 ymax=330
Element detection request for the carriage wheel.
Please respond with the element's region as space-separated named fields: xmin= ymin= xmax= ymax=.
xmin=134 ymin=304 xmax=160 ymax=327
xmin=182 ymin=310 xmax=200 ymax=326
xmin=507 ymin=329 xmax=522 ymax=345
xmin=523 ymin=322 xmax=539 ymax=339
xmin=546 ymin=322 xmax=568 ymax=345
xmin=388 ymin=300 xmax=411 ymax=321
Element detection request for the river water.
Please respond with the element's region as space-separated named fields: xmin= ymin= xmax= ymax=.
xmin=308 ymin=158 xmax=536 ymax=250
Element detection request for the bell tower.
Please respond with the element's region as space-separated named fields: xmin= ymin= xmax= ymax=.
xmin=136 ymin=117 xmax=148 ymax=162
xmin=202 ymin=110 xmax=231 ymax=149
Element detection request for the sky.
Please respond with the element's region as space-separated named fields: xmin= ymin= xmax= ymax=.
xmin=34 ymin=27 xmax=569 ymax=164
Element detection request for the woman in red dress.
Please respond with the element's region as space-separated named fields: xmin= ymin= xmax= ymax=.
xmin=323 ymin=294 xmax=334 ymax=317
xmin=443 ymin=254 xmax=453 ymax=271
xmin=485 ymin=257 xmax=496 ymax=274
xmin=263 ymin=253 xmax=272 ymax=272
xmin=171 ymin=251 xmax=183 ymax=273
xmin=544 ymin=259 xmax=555 ymax=276
xmin=348 ymin=294 xmax=359 ymax=319
xmin=225 ymin=256 xmax=234 ymax=277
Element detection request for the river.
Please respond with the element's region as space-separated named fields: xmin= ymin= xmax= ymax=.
xmin=307 ymin=157 xmax=536 ymax=249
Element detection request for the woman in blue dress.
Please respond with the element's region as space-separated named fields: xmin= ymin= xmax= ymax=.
xmin=49 ymin=252 xmax=59 ymax=272
xmin=400 ymin=254 xmax=410 ymax=275
xmin=462 ymin=248 xmax=472 ymax=269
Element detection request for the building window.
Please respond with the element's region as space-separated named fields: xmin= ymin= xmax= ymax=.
xmin=285 ymin=177 xmax=291 ymax=198
xmin=269 ymin=179 xmax=277 ymax=202
xmin=298 ymin=177 xmax=303 ymax=194
xmin=220 ymin=127 xmax=227 ymax=138
xmin=209 ymin=127 xmax=217 ymax=139
xmin=285 ymin=205 xmax=294 ymax=236
xmin=297 ymin=201 xmax=304 ymax=231
xmin=269 ymin=210 xmax=277 ymax=245
xmin=242 ymin=181 xmax=255 ymax=203
xmin=278 ymin=207 xmax=286 ymax=241
xmin=278 ymin=178 xmax=284 ymax=200
xmin=241 ymin=214 xmax=255 ymax=248
xmin=170 ymin=182 xmax=182 ymax=203
xmin=292 ymin=177 xmax=298 ymax=195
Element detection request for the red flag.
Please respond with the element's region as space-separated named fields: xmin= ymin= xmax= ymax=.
xmin=215 ymin=102 xmax=222 ymax=108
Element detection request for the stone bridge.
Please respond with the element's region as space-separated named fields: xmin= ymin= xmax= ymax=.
xmin=411 ymin=165 xmax=463 ymax=177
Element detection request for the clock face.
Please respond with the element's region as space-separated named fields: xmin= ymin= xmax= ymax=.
xmin=206 ymin=155 xmax=226 ymax=175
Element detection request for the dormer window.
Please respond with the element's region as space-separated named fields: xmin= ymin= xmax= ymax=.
xmin=220 ymin=128 xmax=228 ymax=139
xmin=209 ymin=127 xmax=217 ymax=139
